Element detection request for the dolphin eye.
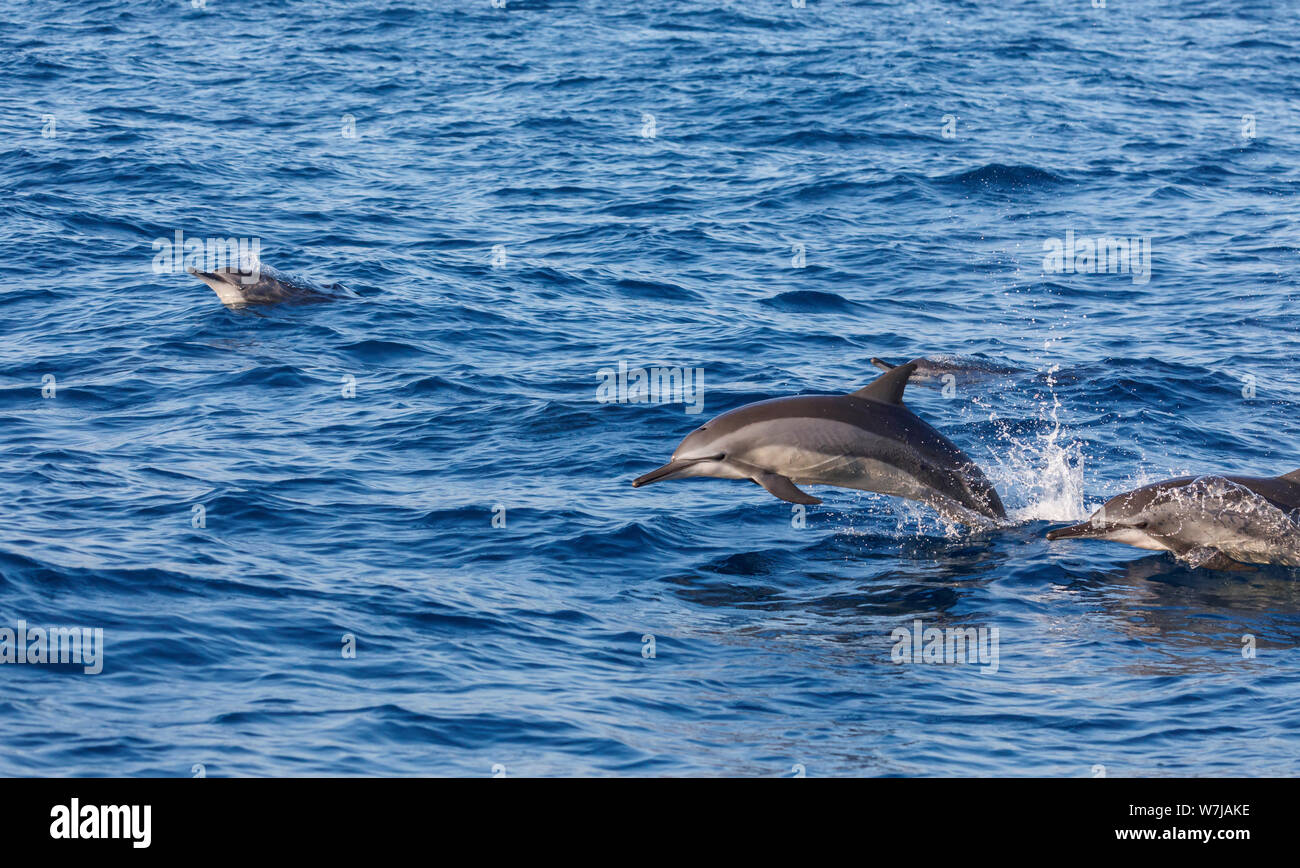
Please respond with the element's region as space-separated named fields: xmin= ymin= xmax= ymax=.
xmin=1133 ymin=521 xmax=1149 ymax=529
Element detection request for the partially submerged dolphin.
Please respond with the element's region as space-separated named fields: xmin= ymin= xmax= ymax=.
xmin=871 ymin=355 xmax=1026 ymax=386
xmin=187 ymin=262 xmax=354 ymax=308
xmin=1047 ymin=472 xmax=1300 ymax=568
xmin=631 ymin=360 xmax=1006 ymax=525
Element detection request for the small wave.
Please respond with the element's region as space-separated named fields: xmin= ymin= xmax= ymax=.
xmin=338 ymin=339 xmax=436 ymax=363
xmin=935 ymin=163 xmax=1067 ymax=190
xmin=759 ymin=290 xmax=858 ymax=313
xmin=613 ymin=277 xmax=700 ymax=302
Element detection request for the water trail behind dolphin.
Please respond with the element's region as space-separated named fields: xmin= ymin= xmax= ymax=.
xmin=964 ymin=363 xmax=1091 ymax=525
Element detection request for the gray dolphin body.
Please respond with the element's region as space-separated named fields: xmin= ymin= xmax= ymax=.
xmin=631 ymin=360 xmax=1006 ymax=525
xmin=188 ymin=262 xmax=354 ymax=308
xmin=1047 ymin=472 xmax=1300 ymax=568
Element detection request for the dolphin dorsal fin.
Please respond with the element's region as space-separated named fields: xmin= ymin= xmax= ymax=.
xmin=1282 ymin=469 xmax=1300 ymax=484
xmin=851 ymin=360 xmax=919 ymax=404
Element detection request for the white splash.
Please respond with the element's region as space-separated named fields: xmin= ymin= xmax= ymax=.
xmin=977 ymin=364 xmax=1090 ymax=524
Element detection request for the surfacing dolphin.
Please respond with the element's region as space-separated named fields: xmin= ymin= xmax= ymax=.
xmin=188 ymin=261 xmax=354 ymax=308
xmin=871 ymin=355 xmax=1026 ymax=386
xmin=631 ymin=360 xmax=1007 ymax=525
xmin=1046 ymin=471 xmax=1300 ymax=569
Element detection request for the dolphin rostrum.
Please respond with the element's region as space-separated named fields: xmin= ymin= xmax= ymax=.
xmin=631 ymin=360 xmax=1007 ymax=525
xmin=188 ymin=261 xmax=354 ymax=308
xmin=1046 ymin=471 xmax=1300 ymax=568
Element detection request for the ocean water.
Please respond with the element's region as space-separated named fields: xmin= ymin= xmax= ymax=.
xmin=2 ymin=0 xmax=1299 ymax=777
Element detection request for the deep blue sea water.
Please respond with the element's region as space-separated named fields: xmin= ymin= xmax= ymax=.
xmin=2 ymin=0 xmax=1299 ymax=776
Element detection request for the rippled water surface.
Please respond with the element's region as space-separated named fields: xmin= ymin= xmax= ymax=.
xmin=2 ymin=0 xmax=1299 ymax=776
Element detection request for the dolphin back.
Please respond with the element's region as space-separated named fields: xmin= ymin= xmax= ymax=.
xmin=1143 ymin=474 xmax=1300 ymax=515
xmin=849 ymin=362 xmax=1006 ymax=521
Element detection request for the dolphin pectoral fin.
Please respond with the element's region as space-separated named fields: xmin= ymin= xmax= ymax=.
xmin=870 ymin=357 xmax=898 ymax=373
xmin=752 ymin=471 xmax=821 ymax=505
xmin=850 ymin=359 xmax=921 ymax=404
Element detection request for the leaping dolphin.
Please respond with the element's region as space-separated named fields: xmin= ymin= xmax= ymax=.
xmin=188 ymin=262 xmax=354 ymax=308
xmin=631 ymin=360 xmax=1007 ymax=525
xmin=1047 ymin=471 xmax=1300 ymax=568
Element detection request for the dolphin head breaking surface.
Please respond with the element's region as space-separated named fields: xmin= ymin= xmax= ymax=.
xmin=632 ymin=360 xmax=1006 ymax=525
xmin=1047 ymin=471 xmax=1300 ymax=568
xmin=187 ymin=261 xmax=353 ymax=308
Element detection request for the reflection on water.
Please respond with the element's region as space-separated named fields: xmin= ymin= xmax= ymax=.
xmin=1060 ymin=552 xmax=1300 ymax=677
